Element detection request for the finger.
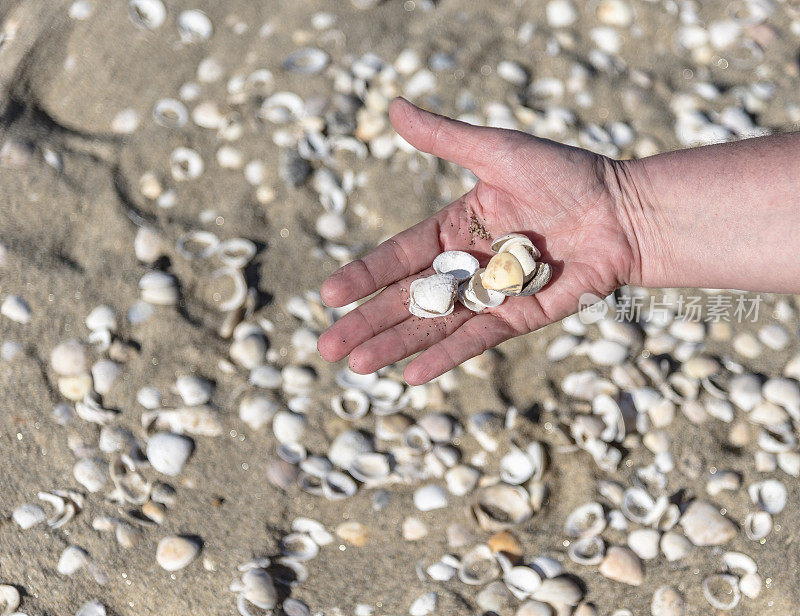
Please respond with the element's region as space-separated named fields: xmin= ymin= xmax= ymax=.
xmin=347 ymin=306 xmax=474 ymax=375
xmin=389 ymin=97 xmax=513 ymax=179
xmin=320 ymin=213 xmax=444 ymax=308
xmin=317 ymin=268 xmax=433 ymax=362
xmin=404 ymin=313 xmax=517 ymax=385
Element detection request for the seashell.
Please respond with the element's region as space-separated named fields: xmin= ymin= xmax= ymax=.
xmin=739 ymin=572 xmax=762 ymax=599
xmin=13 ymin=502 xmax=46 ymax=529
xmin=291 ymin=518 xmax=333 ymax=546
xmin=175 ymin=375 xmax=213 ymax=406
xmin=568 ymin=535 xmax=605 ymax=566
xmin=230 ymin=334 xmax=267 ymax=370
xmin=232 ymin=567 xmax=277 ymax=612
xmin=153 ymin=98 xmax=188 ymax=128
xmin=721 ymin=551 xmax=757 ymax=575
xmin=272 ymin=411 xmax=307 ymax=444
xmin=706 ymin=470 xmax=741 ymax=496
xmin=758 ymin=323 xmax=789 ymax=350
xmin=143 ymin=406 xmax=223 ymax=437
xmin=531 ymin=576 xmax=583 ymax=606
xmin=250 ymin=365 xmax=282 ymax=389
xmin=332 ymin=389 xmax=370 ymax=421
xmin=51 ymin=339 xmax=88 ymax=377
xmin=280 ymin=533 xmax=319 ymax=561
xmin=322 ymin=470 xmax=357 ymax=500
xmin=445 ymin=464 xmax=480 ymax=496
xmin=156 ymin=535 xmax=200 ymax=571
xmin=599 ymin=546 xmax=643 ymax=586
xmin=91 ymin=359 xmax=119 ymax=396
xmin=763 ymin=377 xmax=800 ymax=415
xmin=73 ymin=458 xmax=107 ymax=493
xmin=177 ymin=10 xmax=212 ymax=43
xmin=749 ymin=401 xmax=788 ymax=426
xmin=468 ymin=411 xmax=505 ymax=451
xmin=137 ymin=386 xmax=162 ymax=409
xmin=128 ymin=0 xmax=165 ymax=29
xmin=477 ymin=581 xmax=513 ymax=613
xmin=627 ymin=528 xmax=660 ymax=560
xmin=777 ymin=451 xmax=800 ymax=476
xmin=748 ymin=479 xmax=786 ymax=514
xmin=418 ymin=413 xmax=460 ymax=443
xmin=744 ymin=511 xmax=772 ymax=540
xmin=0 ymin=584 xmax=21 ymax=614
xmin=170 ymin=147 xmax=204 ymax=181
xmin=547 ymin=334 xmax=580 ymax=361
xmin=414 ymin=485 xmax=448 ymax=511
xmin=482 ymin=252 xmax=525 ymax=295
xmin=497 ymin=61 xmax=529 ymax=87
xmin=702 ymin=574 xmax=740 ymax=611
xmin=116 ymin=522 xmax=143 ymax=548
xmin=402 ymin=516 xmax=428 ymax=541
xmin=679 ymin=500 xmax=736 ymax=546
xmin=564 ymin=502 xmax=606 ymax=537
xmin=282 ymin=365 xmax=317 ymax=397
xmin=329 ymin=429 xmax=373 ymax=469
xmin=366 ymin=378 xmax=405 ymax=412
xmin=1 ymin=295 xmax=31 ymax=324
xmin=108 ymin=458 xmax=151 ymax=505
xmin=336 ymin=521 xmax=370 ymax=547
xmin=757 ymin=426 xmax=797 ymax=453
xmin=217 ymin=238 xmax=257 ymax=268
xmin=146 ymin=432 xmax=193 ymax=476
xmin=409 ymin=592 xmax=438 ymax=616
xmin=500 ymin=447 xmax=537 ymax=485
xmin=432 ymin=251 xmax=479 ymax=282
xmin=516 ymin=601 xmax=554 ymax=616
xmin=266 ymin=458 xmax=299 ymax=490
xmin=284 ymin=47 xmax=329 ymax=75
xmin=277 ymin=442 xmax=306 ymax=465
xmin=621 ymin=488 xmax=666 ymax=526
xmin=587 ymin=339 xmax=628 ymax=366
xmin=650 ymin=586 xmax=685 ymax=616
xmin=38 ymin=490 xmax=83 ymax=528
xmin=75 ymin=601 xmax=106 ymax=616
xmin=504 ymin=566 xmax=542 ymax=599
xmin=473 ymin=484 xmax=533 ymax=531
xmin=409 ymin=273 xmax=458 ymax=318
xmin=596 ymin=0 xmax=633 ymax=26
xmin=459 ymin=268 xmax=506 ymax=312
xmin=139 ymin=271 xmax=178 ymax=306
xmin=85 ymin=305 xmax=116 ymax=333
xmin=176 ymin=231 xmax=219 ymax=261
xmin=459 ymin=544 xmax=500 ymax=585
xmin=349 ymin=453 xmax=391 ymax=483
xmin=75 ymin=397 xmax=117 ymax=423
xmin=239 ymin=394 xmax=278 ymax=430
xmin=57 ymin=544 xmax=89 ymax=575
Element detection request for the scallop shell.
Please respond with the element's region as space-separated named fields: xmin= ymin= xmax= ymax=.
xmin=472 ymin=484 xmax=533 ymax=531
xmin=409 ymin=274 xmax=458 ymax=318
xmin=568 ymin=535 xmax=606 ymax=566
xmin=432 ymin=251 xmax=479 ymax=282
xmin=702 ymin=574 xmax=740 ymax=611
xmin=458 ymin=544 xmax=500 ymax=585
xmin=564 ymin=502 xmax=607 ymax=537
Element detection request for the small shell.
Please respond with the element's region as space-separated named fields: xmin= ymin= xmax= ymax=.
xmin=329 ymin=430 xmax=373 ymax=469
xmin=13 ymin=503 xmax=46 ymax=529
xmin=459 ymin=269 xmax=505 ymax=312
xmin=349 ymin=452 xmax=391 ymax=483
xmin=472 ymin=484 xmax=533 ymax=531
xmin=409 ymin=274 xmax=458 ymax=318
xmin=409 ymin=592 xmax=438 ymax=616
xmin=564 ymin=502 xmax=606 ymax=537
xmin=322 ymin=470 xmax=357 ymax=500
xmin=744 ymin=511 xmax=772 ymax=540
xmin=170 ymin=147 xmax=204 ymax=180
xmin=142 ymin=406 xmax=223 ymax=436
xmin=208 ymin=268 xmax=247 ymax=312
xmin=50 ymin=339 xmax=88 ymax=377
xmin=57 ymin=544 xmax=89 ymax=575
xmin=85 ymin=305 xmax=116 ymax=333
xmin=627 ymin=528 xmax=660 ymax=560
xmin=444 ymin=464 xmax=481 ymax=496
xmin=177 ymin=10 xmax=213 ymax=43
xmin=504 ymin=566 xmax=542 ymax=599
xmin=217 ymin=238 xmax=257 ymax=268
xmin=128 ymin=0 xmax=165 ymax=29
xmin=432 ymin=251 xmax=479 ymax=282
xmin=176 ymin=231 xmax=219 ymax=260
xmin=482 ymin=252 xmax=524 ymax=295
xmin=679 ymin=500 xmax=737 ymax=546
xmin=702 ymin=574 xmax=740 ymax=611
xmin=599 ymin=546 xmax=644 ymax=586
xmin=176 ymin=375 xmax=213 ymax=406
xmin=75 ymin=601 xmax=106 ymax=616
xmin=1 ymin=295 xmax=31 ymax=323
xmin=459 ymin=544 xmax=500 ymax=585
xmin=500 ymin=447 xmax=536 ymax=485
xmin=0 ymin=584 xmax=21 ymax=614
xmin=413 ymin=485 xmax=448 ymax=511
xmin=530 ymin=576 xmax=583 ymax=606
xmin=568 ymin=535 xmax=605 ymax=565
xmin=280 ymin=533 xmax=319 ymax=561
xmin=748 ymin=479 xmax=787 ymax=514
xmin=284 ymin=47 xmax=329 ymax=74
xmin=146 ymin=432 xmax=194 ymax=476
xmin=331 ymin=389 xmax=370 ymax=421
xmin=73 ymin=458 xmax=108 ymax=493
xmin=660 ymin=531 xmax=691 ymax=561
xmin=650 ymin=586 xmax=685 ymax=616
xmin=153 ymin=99 xmax=188 ymax=128
xmin=156 ymin=535 xmax=200 ymax=571
xmin=139 ymin=271 xmax=178 ymax=306
xmin=272 ymin=411 xmax=307 ymax=444
xmin=239 ymin=394 xmax=279 ymax=430
xmin=91 ymin=359 xmax=120 ymax=396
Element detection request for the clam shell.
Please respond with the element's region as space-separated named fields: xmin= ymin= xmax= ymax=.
xmin=702 ymin=574 xmax=740 ymax=610
xmin=482 ymin=252 xmax=525 ymax=295
xmin=432 ymin=251 xmax=479 ymax=282
xmin=208 ymin=268 xmax=247 ymax=312
xmin=237 ymin=568 xmax=277 ymax=610
xmin=331 ymin=389 xmax=370 ymax=421
xmin=146 ymin=432 xmax=194 ymax=476
xmin=0 ymin=584 xmax=21 ymax=614
xmin=13 ymin=502 xmax=46 ymax=529
xmin=177 ymin=10 xmax=213 ymax=43
xmin=156 ymin=535 xmax=200 ymax=571
xmin=564 ymin=502 xmax=606 ymax=537
xmin=530 ymin=576 xmax=583 ymax=606
xmin=322 ymin=470 xmax=357 ymax=500
xmin=458 ymin=544 xmax=500 ymax=585
xmin=409 ymin=274 xmax=458 ymax=318
xmin=75 ymin=601 xmax=107 ymax=616
xmin=128 ymin=0 xmax=165 ymax=29
xmin=139 ymin=271 xmax=178 ymax=305
xmin=472 ymin=484 xmax=533 ymax=531
xmin=409 ymin=592 xmax=438 ymax=616
xmin=284 ymin=47 xmax=329 ymax=75
xmin=349 ymin=452 xmax=391 ymax=483
xmin=272 ymin=411 xmax=307 ymax=444
xmin=660 ymin=531 xmax=691 ymax=561
xmin=1 ymin=295 xmax=31 ymax=323
xmin=239 ymin=394 xmax=279 ymax=430
xmin=651 ymin=586 xmax=685 ymax=616
xmin=73 ymin=458 xmax=108 ymax=493
xmin=504 ymin=566 xmax=542 ymax=599
xmin=460 ymin=268 xmax=506 ymax=312
xmin=500 ymin=447 xmax=536 ymax=485
xmin=57 ymin=544 xmax=89 ymax=575
xmin=599 ymin=546 xmax=644 ymax=586
xmin=627 ymin=528 xmax=660 ymax=560
xmin=152 ymin=99 xmax=188 ymax=128
xmin=568 ymin=535 xmax=605 ymax=565
xmin=143 ymin=406 xmax=222 ymax=437
xmin=679 ymin=500 xmax=737 ymax=546
xmin=748 ymin=479 xmax=787 ymax=514
xmin=444 ymin=464 xmax=481 ymax=496
xmin=175 ymin=375 xmax=213 ymax=406
xmin=280 ymin=533 xmax=319 ymax=561
xmin=413 ymin=485 xmax=448 ymax=511
xmin=51 ymin=339 xmax=88 ymax=377
xmin=329 ymin=429 xmax=373 ymax=469
xmin=490 ymin=233 xmax=539 ymax=256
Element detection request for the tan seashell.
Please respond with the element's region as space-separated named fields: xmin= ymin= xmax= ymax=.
xmin=482 ymin=252 xmax=525 ymax=295
xmin=336 ymin=521 xmax=370 ymax=547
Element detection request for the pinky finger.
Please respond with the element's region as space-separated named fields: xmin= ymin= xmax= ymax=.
xmin=403 ymin=313 xmax=516 ymax=385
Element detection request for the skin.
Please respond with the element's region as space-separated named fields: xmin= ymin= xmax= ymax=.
xmin=317 ymin=97 xmax=800 ymax=385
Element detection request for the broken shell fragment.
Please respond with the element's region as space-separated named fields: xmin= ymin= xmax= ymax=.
xmin=459 ymin=269 xmax=505 ymax=312
xmin=408 ymin=274 xmax=458 ymax=318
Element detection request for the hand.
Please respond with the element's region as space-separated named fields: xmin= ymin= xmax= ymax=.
xmin=317 ymin=98 xmax=642 ymax=385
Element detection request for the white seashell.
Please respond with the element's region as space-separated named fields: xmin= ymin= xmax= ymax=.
xmin=90 ymin=359 xmax=119 ymax=396
xmin=75 ymin=600 xmax=106 ymax=616
xmin=409 ymin=274 xmax=458 ymax=318
xmin=621 ymin=488 xmax=665 ymax=526
xmin=75 ymin=397 xmax=117 ymax=423
xmin=459 ymin=269 xmax=506 ymax=312
xmin=217 ymin=238 xmax=256 ymax=268
xmin=280 ymin=533 xmax=319 ymax=561
xmin=329 ymin=429 xmax=373 ymax=469
xmin=156 ymin=535 xmax=200 ymax=571
xmin=758 ymin=324 xmax=789 ymax=350
xmin=504 ymin=566 xmax=542 ymax=599
xmin=432 ymin=251 xmax=479 ymax=282
xmin=250 ymin=365 xmax=282 ymax=389
xmin=728 ymin=374 xmax=763 ymax=410
xmin=739 ymin=573 xmax=762 ymax=598
xmin=1 ymin=295 xmax=31 ymax=323
xmin=139 ymin=271 xmax=178 ymax=305
xmin=627 ymin=528 xmax=660 ymax=560
xmin=402 ymin=517 xmax=428 ymax=541
xmin=568 ymin=535 xmax=605 ymax=566
xmin=757 ymin=427 xmax=797 ymax=453
xmin=744 ymin=511 xmax=772 ymax=540
xmin=596 ymin=0 xmax=633 ymax=26
xmin=146 ymin=432 xmax=193 ymax=476
xmin=546 ymin=0 xmax=578 ymax=27
xmin=516 ymin=601 xmax=554 ymax=616
xmin=414 ymin=485 xmax=448 ymax=511
xmin=331 ymin=389 xmax=370 ymax=421
xmin=175 ymin=375 xmax=213 ymax=406
xmin=547 ymin=334 xmax=580 ymax=361
xmin=706 ymin=470 xmax=741 ymax=496
xmin=721 ymin=551 xmax=757 ymax=575
xmin=445 ymin=465 xmax=480 ymax=496
xmin=272 ymin=411 xmax=307 ymax=444
xmin=137 ymin=385 xmax=162 ymax=409
xmin=38 ymin=490 xmax=83 ymax=528
xmin=282 ymin=365 xmax=317 ymax=397
xmin=73 ymin=458 xmax=107 ymax=493
xmin=239 ymin=394 xmax=278 ymax=430
xmin=660 ymin=531 xmax=691 ymax=561
xmin=763 ymin=377 xmax=800 ymax=415
xmin=409 ymin=592 xmax=438 ymax=616
xmin=99 ymin=425 xmax=134 ymax=454
xmin=50 ymin=339 xmax=88 ymax=377
xmin=233 ymin=567 xmax=277 ymax=612
xmin=170 ymin=147 xmax=204 ymax=181
xmin=748 ymin=479 xmax=787 ymax=514
xmin=473 ymin=484 xmax=533 ymax=531
xmin=702 ymin=574 xmax=740 ymax=611
xmin=284 ymin=47 xmax=329 ymax=75
xmin=142 ymin=406 xmax=222 ymax=437
xmin=13 ymin=503 xmax=46 ymax=529
xmin=459 ymin=544 xmax=500 ymax=585
xmin=497 ymin=61 xmax=528 ymax=87
xmin=777 ymin=451 xmax=800 ymax=476
xmin=58 ymin=544 xmax=89 ymax=575
xmin=650 ymin=586 xmax=685 ymax=616
xmin=500 ymin=447 xmax=536 ymax=485
xmin=322 ymin=470 xmax=357 ymax=500
xmin=292 ymin=518 xmax=334 ymax=546
xmin=427 ymin=559 xmax=456 ymax=581
xmin=418 ymin=413 xmax=460 ymax=443
xmin=128 ymin=0 xmax=165 ymax=29
xmin=153 ymin=98 xmax=188 ymax=128
xmin=366 ymin=378 xmax=405 ymax=412
xmin=261 ymin=92 xmax=305 ymax=123
xmin=564 ymin=502 xmax=606 ymax=537
xmin=277 ymin=442 xmax=306 ymax=465
xmin=749 ymin=401 xmax=788 ymax=426
xmin=679 ymin=500 xmax=736 ymax=546
xmin=467 ymin=411 xmax=505 ymax=451
xmin=230 ymin=334 xmax=267 ymax=370
xmin=177 ymin=10 xmax=212 ymax=43
xmin=349 ymin=453 xmax=391 ymax=483
xmin=587 ymin=339 xmax=628 ymax=366
xmin=0 ymin=584 xmax=21 ymax=614
xmin=85 ymin=305 xmax=116 ymax=333
xmin=531 ymin=576 xmax=583 ymax=606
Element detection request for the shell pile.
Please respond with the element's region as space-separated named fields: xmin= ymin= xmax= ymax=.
xmin=410 ymin=235 xmax=552 ymax=318
xmin=0 ymin=0 xmax=799 ymax=615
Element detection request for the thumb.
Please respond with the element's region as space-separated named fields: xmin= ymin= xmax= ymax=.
xmin=388 ymin=98 xmax=510 ymax=178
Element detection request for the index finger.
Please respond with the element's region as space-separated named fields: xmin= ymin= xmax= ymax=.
xmin=320 ymin=213 xmax=444 ymax=308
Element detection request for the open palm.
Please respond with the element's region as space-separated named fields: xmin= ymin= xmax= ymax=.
xmin=317 ymin=98 xmax=640 ymax=385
